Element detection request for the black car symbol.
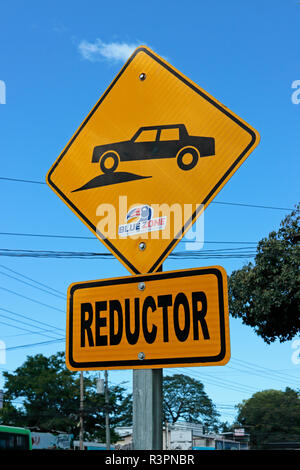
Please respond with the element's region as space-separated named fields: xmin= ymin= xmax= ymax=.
xmin=92 ymin=124 xmax=215 ymax=173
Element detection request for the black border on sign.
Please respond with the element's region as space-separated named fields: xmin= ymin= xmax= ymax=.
xmin=67 ymin=267 xmax=228 ymax=369
xmin=47 ymin=47 xmax=257 ymax=275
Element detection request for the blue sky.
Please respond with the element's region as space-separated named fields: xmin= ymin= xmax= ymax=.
xmin=0 ymin=0 xmax=299 ymax=426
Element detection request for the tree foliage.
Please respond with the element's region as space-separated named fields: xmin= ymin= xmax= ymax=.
xmin=163 ymin=374 xmax=219 ymax=430
xmin=229 ymin=203 xmax=300 ymax=343
xmin=0 ymin=354 xmax=224 ymax=437
xmin=0 ymin=352 xmax=131 ymax=442
xmin=236 ymin=387 xmax=300 ymax=449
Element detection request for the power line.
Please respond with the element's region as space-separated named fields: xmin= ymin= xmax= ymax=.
xmin=212 ymin=201 xmax=295 ymax=211
xmin=231 ymin=358 xmax=300 ymax=385
xmin=173 ymin=357 xmax=300 ymax=397
xmin=0 ymin=338 xmax=65 ymax=352
xmin=171 ymin=248 xmax=256 ymax=259
xmin=0 ymin=175 xmax=296 ymax=211
xmin=0 ymin=317 xmax=60 ymax=341
xmin=0 ymin=269 xmax=65 ymax=300
xmin=0 ymin=266 xmax=66 ymax=340
xmin=0 ymin=286 xmax=64 ymax=313
xmin=2 ymin=240 xmax=293 ymax=261
xmin=0 ymin=307 xmax=64 ymax=334
xmin=172 ymin=359 xmax=300 ymax=395
xmin=0 ymin=264 xmax=65 ymax=297
xmin=0 ymin=231 xmax=259 ymax=245
xmin=0 ymin=332 xmax=38 ymax=339
xmin=0 ymin=248 xmax=111 ymax=259
xmin=0 ymin=231 xmax=97 ymax=241
xmin=171 ymin=368 xmax=258 ymax=395
xmin=0 ymin=312 xmax=60 ymax=338
xmin=226 ymin=364 xmax=300 ymax=388
xmin=0 ymin=176 xmax=46 ymax=185
xmin=0 ymin=248 xmax=256 ymax=259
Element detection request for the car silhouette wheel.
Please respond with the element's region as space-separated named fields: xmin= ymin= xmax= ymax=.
xmin=176 ymin=146 xmax=199 ymax=171
xmin=99 ymin=151 xmax=119 ymax=173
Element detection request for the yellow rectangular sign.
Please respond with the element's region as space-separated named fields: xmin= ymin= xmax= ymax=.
xmin=66 ymin=266 xmax=230 ymax=370
xmin=46 ymin=46 xmax=260 ymax=275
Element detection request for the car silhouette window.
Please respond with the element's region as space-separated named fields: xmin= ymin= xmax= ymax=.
xmin=160 ymin=127 xmax=180 ymax=141
xmin=133 ymin=129 xmax=158 ymax=142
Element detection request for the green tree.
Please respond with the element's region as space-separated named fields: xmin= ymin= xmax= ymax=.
xmin=235 ymin=387 xmax=300 ymax=449
xmin=163 ymin=374 xmax=219 ymax=430
xmin=229 ymin=203 xmax=300 ymax=343
xmin=0 ymin=352 xmax=131 ymax=442
xmin=218 ymin=421 xmax=234 ymax=433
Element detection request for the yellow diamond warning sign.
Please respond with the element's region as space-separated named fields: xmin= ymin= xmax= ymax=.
xmin=66 ymin=266 xmax=230 ymax=371
xmin=46 ymin=46 xmax=260 ymax=274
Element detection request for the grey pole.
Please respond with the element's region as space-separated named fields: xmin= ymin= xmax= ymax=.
xmin=105 ymin=370 xmax=111 ymax=450
xmin=132 ymin=264 xmax=163 ymax=450
xmin=79 ymin=371 xmax=84 ymax=450
xmin=132 ymin=368 xmax=163 ymax=449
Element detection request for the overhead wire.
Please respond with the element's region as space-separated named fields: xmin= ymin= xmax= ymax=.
xmin=0 ymin=176 xmax=46 ymax=185
xmin=171 ymin=358 xmax=300 ymax=397
xmin=0 ymin=265 xmax=66 ymax=343
xmin=0 ymin=230 xmax=259 ymax=244
xmin=225 ymin=364 xmax=300 ymax=388
xmin=0 ymin=175 xmax=297 ymax=405
xmin=0 ymin=175 xmax=296 ymax=212
xmin=231 ymin=358 xmax=300 ymax=385
xmin=0 ymin=264 xmax=66 ymax=348
xmin=0 ymin=338 xmax=65 ymax=352
xmin=0 ymin=269 xmax=65 ymax=300
xmin=0 ymin=247 xmax=257 ymax=259
xmin=0 ymin=317 xmax=60 ymax=341
xmin=0 ymin=264 xmax=65 ymax=297
xmin=170 ymin=368 xmax=259 ymax=395
xmin=173 ymin=358 xmax=300 ymax=393
xmin=0 ymin=286 xmax=64 ymax=313
xmin=0 ymin=307 xmax=65 ymax=335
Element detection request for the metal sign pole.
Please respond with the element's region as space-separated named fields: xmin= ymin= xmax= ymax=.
xmin=133 ymin=368 xmax=163 ymax=450
xmin=79 ymin=371 xmax=84 ymax=450
xmin=105 ymin=370 xmax=111 ymax=450
xmin=132 ymin=265 xmax=163 ymax=450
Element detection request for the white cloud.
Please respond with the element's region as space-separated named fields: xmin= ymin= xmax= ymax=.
xmin=78 ymin=39 xmax=142 ymax=63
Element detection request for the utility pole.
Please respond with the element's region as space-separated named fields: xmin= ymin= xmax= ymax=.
xmin=105 ymin=370 xmax=111 ymax=450
xmin=79 ymin=371 xmax=84 ymax=450
xmin=132 ymin=265 xmax=163 ymax=450
xmin=133 ymin=369 xmax=163 ymax=449
xmin=165 ymin=421 xmax=168 ymax=450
